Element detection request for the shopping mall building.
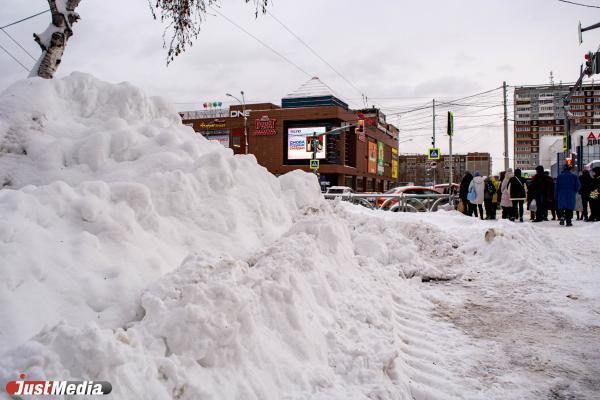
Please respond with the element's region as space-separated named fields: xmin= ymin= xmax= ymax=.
xmin=180 ymin=77 xmax=400 ymax=192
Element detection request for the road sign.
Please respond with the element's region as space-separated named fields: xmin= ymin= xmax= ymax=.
xmin=309 ymin=159 xmax=320 ymax=170
xmin=430 ymin=161 xmax=437 ymax=168
xmin=428 ymin=148 xmax=441 ymax=160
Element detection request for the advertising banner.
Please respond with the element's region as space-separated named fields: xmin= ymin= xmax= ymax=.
xmin=255 ymin=116 xmax=277 ymax=135
xmin=392 ymin=148 xmax=398 ymax=179
xmin=287 ymin=127 xmax=327 ymax=160
xmin=368 ymin=141 xmax=377 ymax=174
xmin=377 ymin=141 xmax=385 ymax=176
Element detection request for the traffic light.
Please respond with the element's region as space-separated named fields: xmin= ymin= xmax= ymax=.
xmin=356 ymin=119 xmax=365 ymax=133
xmin=447 ymin=111 xmax=454 ymax=136
xmin=584 ymin=51 xmax=596 ymax=77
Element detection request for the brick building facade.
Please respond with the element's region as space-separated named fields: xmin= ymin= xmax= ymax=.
xmin=180 ymin=78 xmax=400 ymax=192
xmin=514 ymin=83 xmax=600 ymax=170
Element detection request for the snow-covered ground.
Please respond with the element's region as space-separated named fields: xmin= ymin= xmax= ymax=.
xmin=1 ymin=74 xmax=599 ymax=399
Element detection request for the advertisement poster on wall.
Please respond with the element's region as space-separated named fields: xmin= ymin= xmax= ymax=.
xmin=377 ymin=141 xmax=385 ymax=176
xmin=392 ymin=148 xmax=398 ymax=179
xmin=287 ymin=126 xmax=327 ymax=160
xmin=368 ymin=141 xmax=377 ymax=174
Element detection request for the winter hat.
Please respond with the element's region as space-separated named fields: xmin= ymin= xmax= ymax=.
xmin=474 ymin=171 xmax=481 ymax=177
xmin=535 ymin=165 xmax=544 ymax=174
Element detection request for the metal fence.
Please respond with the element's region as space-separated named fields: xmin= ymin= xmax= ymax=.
xmin=324 ymin=193 xmax=456 ymax=212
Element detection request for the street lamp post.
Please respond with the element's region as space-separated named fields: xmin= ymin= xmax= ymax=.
xmin=226 ymin=91 xmax=248 ymax=154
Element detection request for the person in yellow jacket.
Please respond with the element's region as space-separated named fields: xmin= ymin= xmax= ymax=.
xmin=484 ymin=175 xmax=500 ymax=219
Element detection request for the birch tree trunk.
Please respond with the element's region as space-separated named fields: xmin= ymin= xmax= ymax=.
xmin=30 ymin=0 xmax=81 ymax=79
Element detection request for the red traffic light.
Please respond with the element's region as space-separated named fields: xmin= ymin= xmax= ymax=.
xmin=585 ymin=53 xmax=591 ymax=60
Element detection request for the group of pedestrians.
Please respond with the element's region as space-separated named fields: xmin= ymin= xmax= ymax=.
xmin=458 ymin=163 xmax=600 ymax=226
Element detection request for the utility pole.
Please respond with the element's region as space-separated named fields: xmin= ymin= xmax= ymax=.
xmin=448 ymin=111 xmax=454 ymax=185
xmin=432 ymin=99 xmax=436 ymax=148
xmin=503 ymin=81 xmax=509 ymax=171
xmin=311 ymin=132 xmax=320 ymax=176
xmin=226 ymin=90 xmax=248 ymax=154
xmin=241 ymin=91 xmax=248 ymax=154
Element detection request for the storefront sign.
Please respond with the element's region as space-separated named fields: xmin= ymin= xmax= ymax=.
xmin=392 ymin=148 xmax=398 ymax=179
xmin=377 ymin=141 xmax=385 ymax=176
xmin=255 ymin=116 xmax=277 ymax=135
xmin=230 ymin=110 xmax=251 ymax=118
xmin=197 ymin=120 xmax=226 ymax=130
xmin=287 ymin=126 xmax=327 ymax=160
xmin=368 ymin=141 xmax=377 ymax=174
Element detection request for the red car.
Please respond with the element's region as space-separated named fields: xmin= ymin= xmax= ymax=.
xmin=377 ymin=186 xmax=442 ymax=210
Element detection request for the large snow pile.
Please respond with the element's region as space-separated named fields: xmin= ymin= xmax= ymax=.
xmin=2 ymin=74 xmax=598 ymax=400
xmin=0 ymin=73 xmax=321 ymax=352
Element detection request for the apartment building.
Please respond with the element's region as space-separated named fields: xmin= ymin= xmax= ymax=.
xmin=513 ymin=83 xmax=600 ymax=170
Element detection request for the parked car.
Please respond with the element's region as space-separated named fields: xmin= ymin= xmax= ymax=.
xmin=324 ymin=186 xmax=354 ymax=200
xmin=432 ymin=183 xmax=460 ymax=195
xmin=377 ymin=186 xmax=442 ymax=211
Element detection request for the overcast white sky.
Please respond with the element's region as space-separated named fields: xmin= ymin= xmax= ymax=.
xmin=1 ymin=0 xmax=600 ymax=171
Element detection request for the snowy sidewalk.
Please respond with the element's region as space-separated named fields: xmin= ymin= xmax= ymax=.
xmin=418 ymin=217 xmax=600 ymax=399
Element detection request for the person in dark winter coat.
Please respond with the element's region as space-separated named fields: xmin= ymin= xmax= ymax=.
xmin=579 ymin=170 xmax=593 ymax=221
xmin=459 ymin=172 xmax=473 ymax=216
xmin=544 ymin=172 xmax=556 ymax=220
xmin=528 ymin=165 xmax=547 ymax=222
xmin=589 ymin=167 xmax=600 ymax=222
xmin=554 ymin=164 xmax=581 ymax=226
xmin=509 ymin=169 xmax=527 ymax=222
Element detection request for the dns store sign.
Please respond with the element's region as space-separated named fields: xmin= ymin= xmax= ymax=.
xmin=255 ymin=116 xmax=277 ymax=136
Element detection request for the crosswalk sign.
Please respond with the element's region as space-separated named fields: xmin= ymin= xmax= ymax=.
xmin=310 ymin=159 xmax=320 ymax=170
xmin=428 ymin=148 xmax=441 ymax=160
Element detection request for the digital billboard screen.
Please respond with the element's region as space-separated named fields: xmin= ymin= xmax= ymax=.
xmin=287 ymin=126 xmax=327 ymax=160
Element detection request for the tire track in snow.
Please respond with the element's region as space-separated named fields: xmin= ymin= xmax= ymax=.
xmin=428 ymin=222 xmax=600 ymax=399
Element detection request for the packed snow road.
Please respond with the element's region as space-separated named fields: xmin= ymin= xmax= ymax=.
xmin=394 ymin=211 xmax=600 ymax=399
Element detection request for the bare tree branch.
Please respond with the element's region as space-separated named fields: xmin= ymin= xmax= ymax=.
xmin=149 ymin=0 xmax=268 ymax=65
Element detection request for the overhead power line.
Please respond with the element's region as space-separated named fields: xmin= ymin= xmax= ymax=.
xmin=0 ymin=9 xmax=50 ymax=29
xmin=211 ymin=6 xmax=360 ymax=108
xmin=389 ymin=86 xmax=503 ymax=117
xmin=211 ymin=6 xmax=313 ymax=78
xmin=267 ymin=10 xmax=367 ymax=105
xmin=435 ymin=86 xmax=503 ymax=106
xmin=557 ymin=0 xmax=600 ymax=8
xmin=1 ymin=28 xmax=36 ymax=61
xmin=0 ymin=42 xmax=30 ymax=72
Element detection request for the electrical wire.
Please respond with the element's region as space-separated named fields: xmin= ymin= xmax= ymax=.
xmin=0 ymin=42 xmax=30 ymax=72
xmin=557 ymin=0 xmax=600 ymax=8
xmin=0 ymin=9 xmax=50 ymax=29
xmin=1 ymin=28 xmax=36 ymax=61
xmin=267 ymin=10 xmax=367 ymax=105
xmin=210 ymin=7 xmax=313 ymax=78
